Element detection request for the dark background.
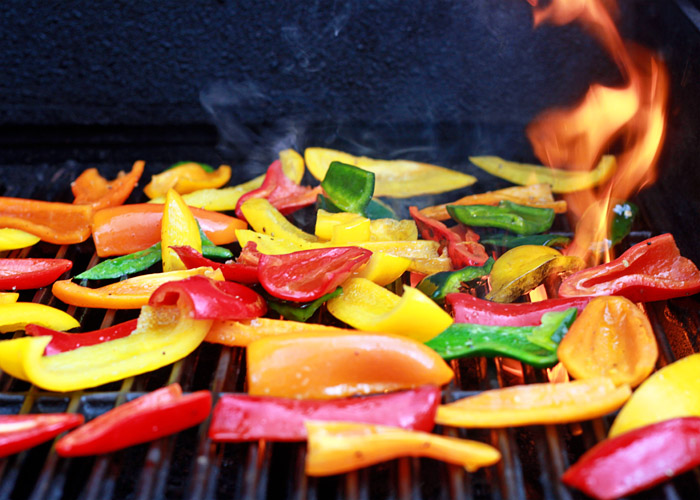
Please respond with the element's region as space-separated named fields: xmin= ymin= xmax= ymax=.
xmin=0 ymin=0 xmax=698 ymax=260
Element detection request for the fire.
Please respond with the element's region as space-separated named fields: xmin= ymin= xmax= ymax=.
xmin=525 ymin=0 xmax=669 ymax=265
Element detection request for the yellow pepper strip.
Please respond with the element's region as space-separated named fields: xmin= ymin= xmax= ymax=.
xmin=369 ymin=219 xmax=418 ymax=241
xmin=420 ymin=184 xmax=568 ymax=221
xmin=205 ymin=318 xmax=347 ymax=347
xmin=305 ymin=420 xmax=501 ymax=476
xmin=558 ymin=296 xmax=658 ymax=387
xmin=144 ymin=163 xmax=232 ymax=199
xmin=240 ymin=198 xmax=318 ymax=244
xmin=487 ymin=245 xmax=584 ymax=303
xmin=235 ymin=229 xmax=312 ymax=254
xmin=52 ymin=267 xmax=222 ymax=310
xmin=436 ymin=378 xmax=631 ymax=428
xmin=0 ymin=292 xmax=19 ymax=304
xmin=353 ymin=252 xmax=411 ymax=286
xmin=327 ymin=277 xmax=453 ymax=342
xmin=162 ymin=189 xmax=202 ymax=272
xmin=305 ymin=147 xmax=477 ymax=198
xmin=278 ymin=148 xmax=306 ymax=184
xmin=609 ymin=353 xmax=700 ymax=438
xmin=316 ymin=210 xmax=418 ymax=243
xmin=0 ymin=303 xmax=80 ymax=333
xmin=469 ymin=155 xmax=617 ymax=193
xmin=0 ymin=228 xmax=41 ymax=251
xmin=0 ymin=304 xmax=212 ymax=392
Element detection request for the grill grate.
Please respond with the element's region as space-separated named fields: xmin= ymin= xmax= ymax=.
xmin=0 ymin=161 xmax=698 ymax=500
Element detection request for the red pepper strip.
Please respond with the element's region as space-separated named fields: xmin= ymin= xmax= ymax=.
xmin=171 ymin=246 xmax=259 ymax=284
xmin=258 ymin=246 xmax=373 ymax=302
xmin=55 ymin=384 xmax=211 ymax=457
xmin=446 ymin=293 xmax=591 ymax=326
xmin=559 ymin=233 xmax=700 ymax=302
xmin=71 ymin=161 xmax=145 ymax=210
xmin=0 ymin=198 xmax=93 ymax=245
xmin=562 ymin=417 xmax=700 ymax=500
xmin=25 ymin=319 xmax=139 ymax=356
xmin=0 ymin=258 xmax=72 ymax=290
xmin=238 ymin=241 xmax=263 ymax=266
xmin=209 ymin=386 xmax=440 ymax=442
xmin=0 ymin=413 xmax=84 ymax=458
xmin=235 ymin=159 xmax=323 ymax=220
xmin=409 ymin=206 xmax=488 ymax=267
xmin=149 ymin=275 xmax=267 ymax=320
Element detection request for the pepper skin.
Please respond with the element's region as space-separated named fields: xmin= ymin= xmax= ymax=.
xmin=559 ymin=233 xmax=700 ymax=302
xmin=247 ymin=331 xmax=454 ymax=399
xmin=0 ymin=258 xmax=72 ymax=290
xmin=71 ymin=161 xmax=145 ymax=210
xmin=417 ymin=258 xmax=494 ymax=304
xmin=26 ymin=319 xmax=139 ymax=356
xmin=447 ymin=201 xmax=555 ymax=236
xmin=0 ymin=414 xmax=84 ymax=458
xmin=56 ymin=384 xmax=211 ymax=456
xmin=562 ymin=417 xmax=700 ymax=500
xmin=209 ymin=386 xmax=441 ymax=442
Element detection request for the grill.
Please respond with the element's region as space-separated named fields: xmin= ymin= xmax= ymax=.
xmin=2 ymin=0 xmax=700 ymax=499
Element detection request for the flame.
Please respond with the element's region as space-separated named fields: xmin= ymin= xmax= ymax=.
xmin=526 ymin=0 xmax=669 ymax=265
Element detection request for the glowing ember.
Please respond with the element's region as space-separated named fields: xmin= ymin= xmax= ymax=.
xmin=525 ymin=0 xmax=669 ymax=265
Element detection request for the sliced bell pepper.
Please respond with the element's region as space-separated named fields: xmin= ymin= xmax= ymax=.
xmin=317 ymin=193 xmax=400 ymax=221
xmin=559 ymin=233 xmax=700 ymax=302
xmin=161 ymin=189 xmax=202 ymax=272
xmin=0 ymin=258 xmax=72 ymax=290
xmin=609 ymin=353 xmax=700 ymax=437
xmin=487 ymin=245 xmax=584 ymax=303
xmin=417 ymin=258 xmax=494 ymax=304
xmin=419 ymin=183 xmax=567 ymax=220
xmin=209 ymin=386 xmax=441 ymax=442
xmin=610 ymin=201 xmax=638 ymax=246
xmin=425 ymin=308 xmax=577 ymax=368
xmin=92 ymin=203 xmax=246 ymax=257
xmin=265 ymin=287 xmax=343 ymax=322
xmin=0 ymin=414 xmax=84 ymax=458
xmin=239 ymin=198 xmax=318 ymax=245
xmin=557 ymin=296 xmax=658 ymax=387
xmin=235 ymin=159 xmax=321 ymax=219
xmin=369 ymin=218 xmax=417 ymax=241
xmin=247 ymin=331 xmax=454 ymax=399
xmin=316 ymin=211 xmax=416 ymax=243
xmin=26 ymin=319 xmax=139 ymax=356
xmin=258 ymin=247 xmax=372 ymax=302
xmin=0 ymin=228 xmax=41 ymax=251
xmin=205 ymin=317 xmax=346 ymax=347
xmin=56 ymin=383 xmax=211 ymax=456
xmin=144 ymin=162 xmax=231 ymax=199
xmin=447 ymin=201 xmax=555 ymax=236
xmin=71 ymin=160 xmax=145 ymax=210
xmin=353 ymin=252 xmax=411 ymax=286
xmin=304 ymin=147 xmax=477 ymax=198
xmin=479 ymin=233 xmax=571 ymax=249
xmin=52 ymin=267 xmax=222 ymax=310
xmin=435 ymin=377 xmax=630 ymax=428
xmin=446 ymin=293 xmax=591 ymax=326
xmin=469 ymin=155 xmax=616 ymax=193
xmin=0 ymin=292 xmax=19 ymax=304
xmin=0 ymin=302 xmax=80 ymax=333
xmin=305 ymin=420 xmax=500 ymax=476
xmin=171 ymin=245 xmax=258 ymax=284
xmin=326 ymin=277 xmax=454 ymax=342
xmin=562 ymin=417 xmax=700 ymax=500
xmin=0 ymin=197 xmax=93 ymax=245
xmin=321 ymin=161 xmax=375 ymax=214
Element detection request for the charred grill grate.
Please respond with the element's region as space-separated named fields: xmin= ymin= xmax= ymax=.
xmin=0 ymin=159 xmax=698 ymax=500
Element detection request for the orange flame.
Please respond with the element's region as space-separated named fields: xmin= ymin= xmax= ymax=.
xmin=526 ymin=0 xmax=669 ymax=264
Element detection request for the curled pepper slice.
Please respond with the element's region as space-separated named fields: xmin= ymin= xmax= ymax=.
xmin=0 ymin=414 xmax=84 ymax=458
xmin=436 ymin=377 xmax=631 ymax=428
xmin=0 ymin=258 xmax=72 ymax=290
xmin=144 ymin=162 xmax=231 ymax=199
xmin=0 ymin=303 xmax=80 ymax=333
xmin=247 ymin=331 xmax=454 ymax=399
xmin=0 ymin=197 xmax=93 ymax=245
xmin=26 ymin=319 xmax=138 ymax=356
xmin=558 ymin=296 xmax=658 ymax=387
xmin=327 ymin=278 xmax=454 ymax=342
xmin=305 ymin=421 xmax=500 ymax=476
xmin=71 ymin=161 xmax=144 ymax=210
xmin=205 ymin=318 xmax=345 ymax=347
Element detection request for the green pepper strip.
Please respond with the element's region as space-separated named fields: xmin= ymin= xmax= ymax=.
xmin=425 ymin=308 xmax=577 ymax=368
xmin=321 ymin=162 xmax=375 ymax=214
xmin=480 ymin=234 xmax=571 ymax=249
xmin=266 ymin=287 xmax=343 ymax=322
xmin=611 ymin=202 xmax=638 ymax=246
xmin=417 ymin=258 xmax=494 ymax=304
xmin=447 ymin=200 xmax=555 ymax=236
xmin=317 ymin=194 xmax=398 ymax=221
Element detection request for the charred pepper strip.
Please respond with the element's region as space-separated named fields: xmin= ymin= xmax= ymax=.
xmin=447 ymin=200 xmax=555 ymax=236
xmin=209 ymin=386 xmax=441 ymax=442
xmin=425 ymin=308 xmax=577 ymax=368
xmin=56 ymin=384 xmax=211 ymax=456
xmin=26 ymin=319 xmax=139 ymax=356
xmin=0 ymin=414 xmax=84 ymax=458
xmin=0 ymin=197 xmax=93 ymax=245
xmin=0 ymin=258 xmax=72 ymax=290
xmin=417 ymin=258 xmax=494 ymax=304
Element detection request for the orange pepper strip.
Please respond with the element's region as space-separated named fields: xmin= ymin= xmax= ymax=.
xmin=435 ymin=378 xmax=631 ymax=428
xmin=92 ymin=204 xmax=246 ymax=257
xmin=247 ymin=331 xmax=454 ymax=400
xmin=205 ymin=318 xmax=347 ymax=347
xmin=558 ymin=296 xmax=658 ymax=387
xmin=71 ymin=161 xmax=145 ymax=210
xmin=419 ymin=183 xmax=568 ymax=221
xmin=144 ymin=163 xmax=232 ymax=199
xmin=52 ymin=267 xmax=222 ymax=309
xmin=0 ymin=198 xmax=93 ymax=245
xmin=305 ymin=420 xmax=501 ymax=476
